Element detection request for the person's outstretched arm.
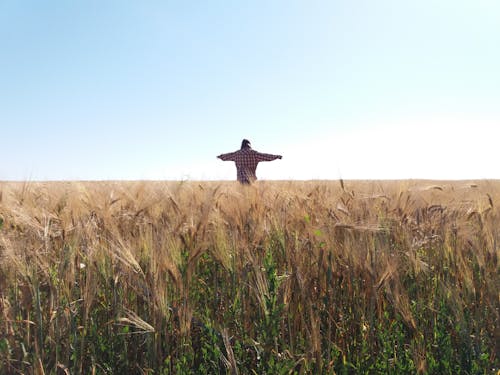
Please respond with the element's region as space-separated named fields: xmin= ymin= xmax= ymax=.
xmin=217 ymin=152 xmax=236 ymax=161
xmin=256 ymin=152 xmax=282 ymax=162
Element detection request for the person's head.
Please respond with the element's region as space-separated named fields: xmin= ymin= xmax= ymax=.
xmin=241 ymin=139 xmax=251 ymax=149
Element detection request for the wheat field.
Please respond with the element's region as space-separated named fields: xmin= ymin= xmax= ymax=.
xmin=0 ymin=180 xmax=498 ymax=374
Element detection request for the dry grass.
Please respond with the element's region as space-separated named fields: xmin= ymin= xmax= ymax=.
xmin=0 ymin=180 xmax=498 ymax=374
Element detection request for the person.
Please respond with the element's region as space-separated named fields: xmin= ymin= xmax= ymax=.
xmin=217 ymin=139 xmax=282 ymax=184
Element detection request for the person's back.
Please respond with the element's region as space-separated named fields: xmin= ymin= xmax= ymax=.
xmin=217 ymin=139 xmax=282 ymax=184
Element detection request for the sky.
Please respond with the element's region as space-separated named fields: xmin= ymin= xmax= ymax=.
xmin=1 ymin=0 xmax=499 ymax=181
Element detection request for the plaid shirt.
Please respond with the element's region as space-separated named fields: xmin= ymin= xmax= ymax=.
xmin=218 ymin=147 xmax=281 ymax=183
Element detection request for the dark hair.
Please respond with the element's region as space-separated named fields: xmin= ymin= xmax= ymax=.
xmin=241 ymin=139 xmax=251 ymax=149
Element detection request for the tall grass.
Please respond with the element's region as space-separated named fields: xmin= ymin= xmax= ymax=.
xmin=0 ymin=180 xmax=498 ymax=374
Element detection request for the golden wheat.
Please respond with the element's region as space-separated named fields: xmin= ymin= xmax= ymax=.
xmin=0 ymin=180 xmax=498 ymax=373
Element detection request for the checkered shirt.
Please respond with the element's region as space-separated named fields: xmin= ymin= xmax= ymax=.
xmin=218 ymin=147 xmax=281 ymax=183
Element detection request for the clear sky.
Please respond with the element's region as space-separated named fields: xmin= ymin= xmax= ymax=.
xmin=1 ymin=0 xmax=499 ymax=181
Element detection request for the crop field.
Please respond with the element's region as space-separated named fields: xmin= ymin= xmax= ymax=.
xmin=0 ymin=180 xmax=498 ymax=374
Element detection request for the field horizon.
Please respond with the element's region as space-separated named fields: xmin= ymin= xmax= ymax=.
xmin=1 ymin=179 xmax=498 ymax=374
xmin=0 ymin=177 xmax=495 ymax=184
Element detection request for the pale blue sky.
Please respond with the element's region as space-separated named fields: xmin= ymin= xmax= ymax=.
xmin=1 ymin=1 xmax=499 ymax=181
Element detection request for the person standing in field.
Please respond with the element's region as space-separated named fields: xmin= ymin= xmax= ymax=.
xmin=217 ymin=139 xmax=282 ymax=184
